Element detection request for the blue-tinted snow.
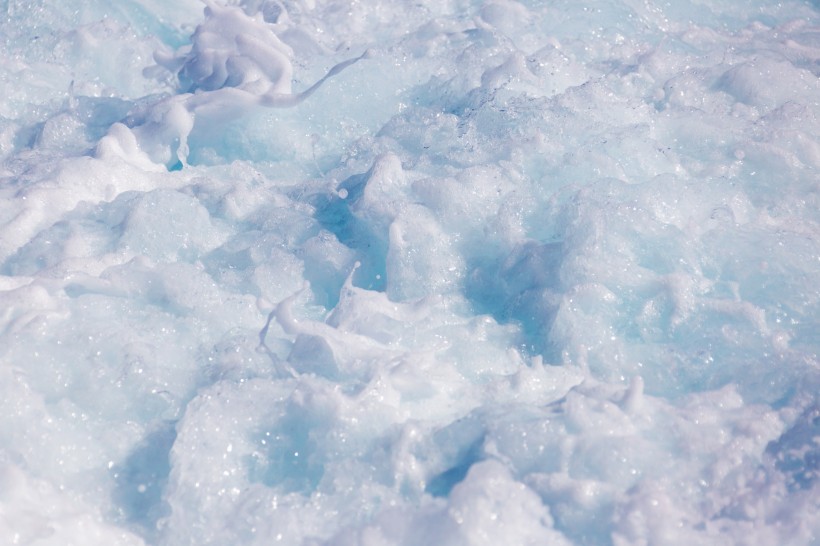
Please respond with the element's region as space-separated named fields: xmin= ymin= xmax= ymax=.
xmin=0 ymin=1 xmax=819 ymax=544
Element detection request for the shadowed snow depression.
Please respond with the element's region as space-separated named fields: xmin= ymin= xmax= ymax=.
xmin=1 ymin=0 xmax=819 ymax=544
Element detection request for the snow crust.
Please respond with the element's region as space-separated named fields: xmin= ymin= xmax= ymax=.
xmin=1 ymin=0 xmax=819 ymax=544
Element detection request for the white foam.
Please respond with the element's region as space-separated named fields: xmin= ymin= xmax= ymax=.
xmin=0 ymin=463 xmax=145 ymax=546
xmin=1 ymin=0 xmax=819 ymax=544
xmin=97 ymin=2 xmax=369 ymax=169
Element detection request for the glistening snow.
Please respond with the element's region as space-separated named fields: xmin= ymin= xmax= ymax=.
xmin=0 ymin=0 xmax=819 ymax=545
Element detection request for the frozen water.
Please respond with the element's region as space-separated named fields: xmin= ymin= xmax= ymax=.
xmin=1 ymin=0 xmax=819 ymax=544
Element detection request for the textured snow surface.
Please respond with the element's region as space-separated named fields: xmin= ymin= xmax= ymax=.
xmin=1 ymin=0 xmax=819 ymax=544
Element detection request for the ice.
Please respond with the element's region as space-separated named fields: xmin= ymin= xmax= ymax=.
xmin=1 ymin=0 xmax=820 ymax=544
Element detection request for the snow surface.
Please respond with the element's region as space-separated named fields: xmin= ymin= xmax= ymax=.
xmin=1 ymin=0 xmax=819 ymax=544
